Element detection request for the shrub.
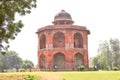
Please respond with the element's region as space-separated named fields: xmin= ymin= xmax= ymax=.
xmin=77 ymin=65 xmax=85 ymax=71
xmin=19 ymin=68 xmax=25 ymax=72
xmin=24 ymin=75 xmax=35 ymax=80
xmin=106 ymin=66 xmax=111 ymax=71
xmin=112 ymin=67 xmax=118 ymax=71
xmin=62 ymin=78 xmax=66 ymax=80
xmin=3 ymin=69 xmax=8 ymax=72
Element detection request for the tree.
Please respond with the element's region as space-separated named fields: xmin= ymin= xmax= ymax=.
xmin=98 ymin=41 xmax=112 ymax=69
xmin=21 ymin=59 xmax=34 ymax=69
xmin=0 ymin=0 xmax=36 ymax=52
xmin=91 ymin=53 xmax=106 ymax=70
xmin=91 ymin=38 xmax=120 ymax=70
xmin=110 ymin=39 xmax=120 ymax=68
xmin=0 ymin=61 xmax=2 ymax=66
xmin=0 ymin=51 xmax=22 ymax=71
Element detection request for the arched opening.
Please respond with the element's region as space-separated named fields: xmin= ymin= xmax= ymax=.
xmin=40 ymin=34 xmax=46 ymax=49
xmin=53 ymin=53 xmax=65 ymax=69
xmin=53 ymin=32 xmax=65 ymax=48
xmin=74 ymin=53 xmax=84 ymax=68
xmin=40 ymin=54 xmax=45 ymax=68
xmin=74 ymin=33 xmax=83 ymax=48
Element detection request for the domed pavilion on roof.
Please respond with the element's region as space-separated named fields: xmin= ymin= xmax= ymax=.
xmin=36 ymin=10 xmax=90 ymax=70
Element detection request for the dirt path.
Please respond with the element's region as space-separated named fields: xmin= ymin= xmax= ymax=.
xmin=40 ymin=74 xmax=62 ymax=80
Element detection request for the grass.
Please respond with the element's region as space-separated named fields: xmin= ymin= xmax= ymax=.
xmin=0 ymin=71 xmax=120 ymax=80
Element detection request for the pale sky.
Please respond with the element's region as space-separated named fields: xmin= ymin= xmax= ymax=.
xmin=9 ymin=0 xmax=120 ymax=65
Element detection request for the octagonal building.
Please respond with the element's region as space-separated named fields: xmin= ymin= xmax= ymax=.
xmin=36 ymin=10 xmax=90 ymax=70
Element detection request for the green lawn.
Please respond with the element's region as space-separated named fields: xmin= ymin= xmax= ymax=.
xmin=0 ymin=71 xmax=120 ymax=80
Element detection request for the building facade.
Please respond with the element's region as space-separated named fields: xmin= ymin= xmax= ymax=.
xmin=36 ymin=10 xmax=90 ymax=70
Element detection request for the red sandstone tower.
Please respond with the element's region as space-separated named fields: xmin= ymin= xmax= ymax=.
xmin=36 ymin=10 xmax=90 ymax=70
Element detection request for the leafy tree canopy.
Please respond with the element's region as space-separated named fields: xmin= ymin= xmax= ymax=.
xmin=0 ymin=0 xmax=36 ymax=52
xmin=91 ymin=38 xmax=120 ymax=70
xmin=21 ymin=59 xmax=34 ymax=69
xmin=0 ymin=51 xmax=22 ymax=71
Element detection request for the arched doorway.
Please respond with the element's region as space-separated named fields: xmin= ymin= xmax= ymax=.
xmin=74 ymin=32 xmax=83 ymax=48
xmin=40 ymin=54 xmax=45 ymax=68
xmin=74 ymin=53 xmax=84 ymax=68
xmin=40 ymin=34 xmax=46 ymax=49
xmin=53 ymin=32 xmax=65 ymax=48
xmin=53 ymin=53 xmax=65 ymax=69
